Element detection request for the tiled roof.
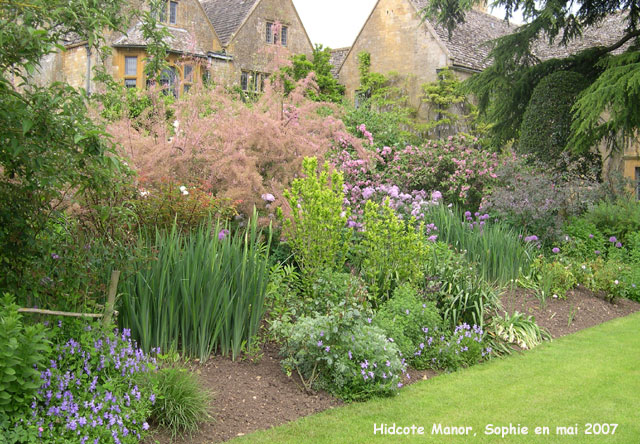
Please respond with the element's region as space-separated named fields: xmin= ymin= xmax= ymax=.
xmin=200 ymin=0 xmax=259 ymax=46
xmin=330 ymin=47 xmax=350 ymax=78
xmin=532 ymin=11 xmax=629 ymax=60
xmin=112 ymin=22 xmax=208 ymax=56
xmin=410 ymin=0 xmax=515 ymax=71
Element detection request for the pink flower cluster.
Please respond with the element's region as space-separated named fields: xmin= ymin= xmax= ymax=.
xmin=357 ymin=124 xmax=374 ymax=146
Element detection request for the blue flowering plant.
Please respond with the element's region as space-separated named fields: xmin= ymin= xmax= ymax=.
xmin=279 ymin=309 xmax=406 ymax=401
xmin=20 ymin=320 xmax=159 ymax=444
xmin=373 ymin=284 xmax=442 ymax=369
xmin=415 ymin=323 xmax=490 ymax=372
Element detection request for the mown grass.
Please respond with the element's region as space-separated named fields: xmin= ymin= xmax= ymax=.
xmin=232 ymin=313 xmax=640 ymax=444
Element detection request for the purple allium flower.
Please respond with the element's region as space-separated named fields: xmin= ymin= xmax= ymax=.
xmin=552 ymin=247 xmax=560 ymax=254
xmin=609 ymin=236 xmax=617 ymax=243
xmin=348 ymin=350 xmax=352 ymax=360
xmin=589 ymin=234 xmax=594 ymax=239
xmin=317 ymin=340 xmax=323 ymax=347
xmin=431 ymin=191 xmax=442 ymax=201
xmin=261 ymin=193 xmax=275 ymax=202
xmin=595 ymin=250 xmax=601 ymax=255
xmin=615 ymin=242 xmax=622 ymax=248
xmin=325 ymin=346 xmax=330 ymax=353
xmin=218 ymin=229 xmax=230 ymax=241
xmin=51 ymin=253 xmax=60 ymax=260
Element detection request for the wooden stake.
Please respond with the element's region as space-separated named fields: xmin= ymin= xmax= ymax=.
xmin=102 ymin=270 xmax=120 ymax=327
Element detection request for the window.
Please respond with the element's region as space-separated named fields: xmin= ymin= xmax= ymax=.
xmin=266 ymin=22 xmax=288 ymax=46
xmin=124 ymin=56 xmax=137 ymax=76
xmin=151 ymin=1 xmax=177 ymax=24
xmin=182 ymin=64 xmax=193 ymax=94
xmin=241 ymin=71 xmax=249 ymax=91
xmin=266 ymin=22 xmax=273 ymax=44
xmin=169 ymin=1 xmax=178 ymax=24
xmin=124 ymin=56 xmax=138 ymax=88
xmin=183 ymin=64 xmax=193 ymax=82
xmin=159 ymin=67 xmax=178 ymax=97
xmin=241 ymin=71 xmax=267 ymax=93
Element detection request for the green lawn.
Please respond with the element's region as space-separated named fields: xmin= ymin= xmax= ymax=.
xmin=233 ymin=313 xmax=640 ymax=444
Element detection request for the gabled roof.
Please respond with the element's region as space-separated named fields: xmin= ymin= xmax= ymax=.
xmin=409 ymin=0 xmax=514 ymax=71
xmin=112 ymin=22 xmax=208 ymax=56
xmin=200 ymin=0 xmax=260 ymax=46
xmin=330 ymin=47 xmax=350 ymax=78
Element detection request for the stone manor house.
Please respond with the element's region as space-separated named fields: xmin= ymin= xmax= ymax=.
xmin=36 ymin=0 xmax=313 ymax=96
xmin=36 ymin=0 xmax=640 ymax=191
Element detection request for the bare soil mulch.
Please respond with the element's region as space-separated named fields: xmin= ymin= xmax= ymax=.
xmin=149 ymin=287 xmax=640 ymax=444
xmin=499 ymin=285 xmax=640 ymax=338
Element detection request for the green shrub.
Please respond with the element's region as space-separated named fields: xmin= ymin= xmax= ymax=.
xmin=563 ymin=218 xmax=606 ymax=260
xmin=418 ymin=323 xmax=489 ymax=372
xmin=425 ymin=242 xmax=498 ymax=328
xmin=584 ymin=198 xmax=640 ymax=245
xmin=373 ymin=284 xmax=442 ymax=369
xmin=265 ymin=267 xmax=372 ymax=344
xmin=119 ymin=214 xmax=271 ymax=361
xmin=310 ymin=269 xmax=370 ymax=314
xmin=147 ymin=367 xmax=210 ymax=438
xmin=134 ymin=182 xmax=237 ymax=233
xmin=534 ymin=259 xmax=576 ymax=301
xmin=627 ymin=231 xmax=640 ymax=264
xmin=359 ymin=199 xmax=427 ymax=303
xmin=283 ymin=157 xmax=350 ymax=280
xmin=519 ymin=71 xmax=591 ymax=168
xmin=0 ymin=295 xmax=50 ymax=419
xmin=279 ymin=310 xmax=406 ymax=401
xmin=590 ymin=259 xmax=631 ymax=303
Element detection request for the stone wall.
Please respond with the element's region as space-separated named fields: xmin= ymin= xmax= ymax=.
xmin=338 ymin=0 xmax=449 ymax=113
xmin=175 ymin=0 xmax=222 ymax=53
xmin=224 ymin=0 xmax=313 ymax=89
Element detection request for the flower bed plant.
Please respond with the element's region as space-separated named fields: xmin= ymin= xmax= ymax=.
xmin=5 ymin=317 xmax=158 ymax=444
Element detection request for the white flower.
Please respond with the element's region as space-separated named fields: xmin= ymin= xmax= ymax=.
xmin=553 ymin=294 xmax=558 ymax=299
xmin=614 ymin=280 xmax=619 ymax=285
xmin=173 ymin=120 xmax=180 ymax=130
xmin=261 ymin=193 xmax=275 ymax=202
xmin=179 ymin=186 xmax=189 ymax=196
xmin=581 ymin=265 xmax=586 ymax=270
xmin=139 ymin=190 xmax=149 ymax=198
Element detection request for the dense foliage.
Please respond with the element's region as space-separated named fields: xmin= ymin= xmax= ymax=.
xmin=119 ymin=216 xmax=271 ymax=361
xmin=519 ymin=71 xmax=589 ymax=165
xmin=283 ymin=45 xmax=346 ymax=103
xmin=422 ymin=0 xmax=640 ymax=154
xmin=0 ymin=0 xmax=130 ymax=295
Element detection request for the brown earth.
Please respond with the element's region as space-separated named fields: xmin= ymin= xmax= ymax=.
xmin=499 ymin=285 xmax=640 ymax=338
xmin=148 ymin=288 xmax=640 ymax=444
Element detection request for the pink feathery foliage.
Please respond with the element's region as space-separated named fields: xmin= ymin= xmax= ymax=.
xmin=108 ymin=74 xmax=366 ymax=216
